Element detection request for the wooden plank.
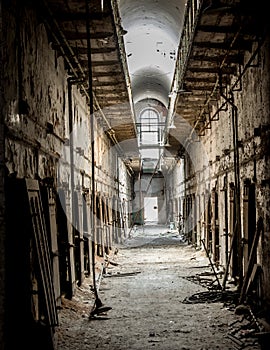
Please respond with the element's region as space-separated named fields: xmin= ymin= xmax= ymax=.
xmin=239 ymin=217 xmax=264 ymax=304
xmin=41 ymin=186 xmax=62 ymax=307
xmin=65 ymin=192 xmax=77 ymax=296
xmin=25 ymin=178 xmax=58 ymax=327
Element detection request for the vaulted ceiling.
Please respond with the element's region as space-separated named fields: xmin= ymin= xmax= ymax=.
xmin=118 ymin=0 xmax=187 ymax=106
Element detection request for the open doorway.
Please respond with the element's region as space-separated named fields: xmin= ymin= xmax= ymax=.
xmin=144 ymin=197 xmax=158 ymax=224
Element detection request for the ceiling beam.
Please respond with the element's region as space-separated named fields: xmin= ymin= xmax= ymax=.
xmin=82 ymin=47 xmax=116 ymax=54
xmin=185 ymin=85 xmax=217 ymax=91
xmin=193 ymin=40 xmax=252 ymax=51
xmin=196 ymin=25 xmax=240 ymax=33
xmin=51 ymin=44 xmax=117 ymax=54
xmin=52 ymin=12 xmax=110 ymax=21
xmin=92 ymin=71 xmax=123 ymax=77
xmin=63 ymin=31 xmax=114 ymax=40
xmin=189 ymin=53 xmax=244 ymax=64
xmin=93 ymin=81 xmax=125 ymax=86
xmin=185 ymin=76 xmax=217 ymax=83
xmin=197 ymin=24 xmax=257 ymax=36
xmin=94 ymin=88 xmax=127 ymax=93
xmin=81 ymin=59 xmax=120 ymax=66
xmin=188 ymin=66 xmax=237 ymax=75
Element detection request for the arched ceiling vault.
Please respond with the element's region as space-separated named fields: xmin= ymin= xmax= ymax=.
xmin=118 ymin=0 xmax=187 ymax=110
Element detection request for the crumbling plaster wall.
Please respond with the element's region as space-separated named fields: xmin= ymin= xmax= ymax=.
xmin=3 ymin=5 xmax=67 ymax=180
xmin=3 ymin=1 xmax=132 ymax=207
xmin=170 ymin=34 xmax=270 ymax=309
xmin=1 ymin=0 xmax=133 ymax=333
xmin=238 ymin=35 xmax=270 ymax=310
xmin=204 ymin=36 xmax=270 ymax=307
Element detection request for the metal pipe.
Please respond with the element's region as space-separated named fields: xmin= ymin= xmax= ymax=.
xmin=67 ymin=78 xmax=75 ymax=279
xmin=219 ymin=83 xmax=243 ymax=289
xmin=85 ymin=0 xmax=100 ymax=310
xmin=224 ymin=175 xmax=229 ymax=266
xmin=15 ymin=2 xmax=23 ymax=113
xmin=201 ymin=238 xmax=222 ymax=290
xmin=222 ymin=220 xmax=238 ymax=291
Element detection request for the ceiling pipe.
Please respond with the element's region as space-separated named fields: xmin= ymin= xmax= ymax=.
xmin=85 ymin=0 xmax=114 ymax=318
xmin=85 ymin=0 xmax=99 ymax=314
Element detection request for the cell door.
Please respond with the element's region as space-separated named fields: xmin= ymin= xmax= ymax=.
xmin=144 ymin=197 xmax=158 ymax=223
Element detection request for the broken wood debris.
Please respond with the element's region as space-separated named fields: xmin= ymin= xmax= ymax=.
xmin=89 ymin=305 xmax=112 ymax=317
xmin=104 ymin=254 xmax=120 ymax=266
xmin=201 ymin=238 xmax=222 ymax=290
xmin=103 ymin=271 xmax=141 ymax=278
xmin=225 ymin=303 xmax=267 ymax=350
xmin=182 ymin=290 xmax=239 ymax=304
xmin=239 ymin=217 xmax=264 ymax=304
xmin=181 ymin=273 xmax=223 ymax=290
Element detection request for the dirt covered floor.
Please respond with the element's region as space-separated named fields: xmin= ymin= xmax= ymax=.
xmin=55 ymin=225 xmax=262 ymax=350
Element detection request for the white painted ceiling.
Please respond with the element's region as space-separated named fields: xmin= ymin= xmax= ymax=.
xmin=118 ymin=0 xmax=187 ymax=107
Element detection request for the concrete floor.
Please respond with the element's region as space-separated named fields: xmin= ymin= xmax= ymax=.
xmin=55 ymin=225 xmax=261 ymax=350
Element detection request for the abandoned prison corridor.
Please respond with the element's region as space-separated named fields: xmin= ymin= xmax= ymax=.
xmin=55 ymin=225 xmax=260 ymax=350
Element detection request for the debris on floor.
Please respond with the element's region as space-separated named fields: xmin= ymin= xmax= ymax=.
xmin=55 ymin=226 xmax=263 ymax=350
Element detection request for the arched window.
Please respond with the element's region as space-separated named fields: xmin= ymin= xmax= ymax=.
xmin=139 ymin=108 xmax=160 ymax=145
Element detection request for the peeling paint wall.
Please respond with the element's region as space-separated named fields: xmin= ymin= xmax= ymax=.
xmin=169 ymin=32 xmax=270 ymax=311
xmin=2 ymin=1 xmax=133 ymax=232
xmin=0 ymin=1 xmax=133 ymax=347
